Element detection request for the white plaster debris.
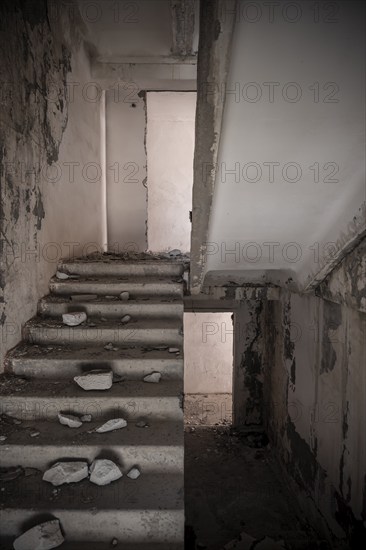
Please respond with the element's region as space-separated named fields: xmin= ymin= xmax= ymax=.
xmin=112 ymin=539 xmax=118 ymax=547
xmin=81 ymin=414 xmax=92 ymax=422
xmin=119 ymin=291 xmax=129 ymax=301
xmin=74 ymin=369 xmax=113 ymax=390
xmin=121 ymin=315 xmax=131 ymax=324
xmin=56 ymin=271 xmax=69 ymax=280
xmin=104 ymin=343 xmax=118 ymax=351
xmin=168 ymin=249 xmax=181 ymax=257
xmin=70 ymin=294 xmax=97 ymax=301
xmin=168 ymin=347 xmax=180 ymax=353
xmin=96 ymin=418 xmax=127 ymax=433
xmin=136 ymin=420 xmax=149 ymax=428
xmin=58 ymin=412 xmax=83 ymax=428
xmin=127 ymin=467 xmax=141 ymax=480
xmin=0 ymin=435 xmax=7 ymax=441
xmin=13 ymin=519 xmax=64 ymax=550
xmin=62 ymin=312 xmax=87 ymax=326
xmin=89 ymin=459 xmax=122 ymax=486
xmin=30 ymin=431 xmax=40 ymax=437
xmin=143 ymin=372 xmax=161 ymax=383
xmin=43 ymin=462 xmax=89 ymax=486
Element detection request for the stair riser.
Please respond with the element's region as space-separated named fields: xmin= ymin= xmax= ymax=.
xmin=0 ymin=397 xmax=183 ymax=422
xmin=0 ymin=509 xmax=184 ymax=541
xmin=58 ymin=261 xmax=185 ymax=278
xmin=50 ymin=281 xmax=183 ymax=298
xmin=0 ymin=446 xmax=183 ymax=472
xmin=38 ymin=301 xmax=183 ymax=319
xmin=25 ymin=327 xmax=183 ymax=347
xmin=8 ymin=358 xmax=183 ymax=380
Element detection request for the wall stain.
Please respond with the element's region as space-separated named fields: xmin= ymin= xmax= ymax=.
xmin=321 ymin=301 xmax=342 ymax=374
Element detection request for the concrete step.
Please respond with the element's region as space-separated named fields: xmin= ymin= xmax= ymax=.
xmin=0 ymin=472 xmax=184 ymax=542
xmin=58 ymin=258 xmax=186 ymax=278
xmin=38 ymin=295 xmax=184 ymax=319
xmin=6 ymin=343 xmax=183 ymax=380
xmin=24 ymin=317 xmax=183 ymax=347
xmin=0 ymin=378 xmax=183 ymax=422
xmin=0 ymin=419 xmax=183 ymax=471
xmin=50 ymin=276 xmax=183 ymax=298
xmin=0 ymin=541 xmax=184 ymax=550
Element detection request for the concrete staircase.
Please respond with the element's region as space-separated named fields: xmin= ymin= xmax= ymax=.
xmin=0 ymin=255 xmax=186 ymax=549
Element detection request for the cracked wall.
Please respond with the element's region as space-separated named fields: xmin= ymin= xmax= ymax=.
xmin=0 ymin=0 xmax=104 ymax=369
xmin=263 ymin=238 xmax=366 ymax=546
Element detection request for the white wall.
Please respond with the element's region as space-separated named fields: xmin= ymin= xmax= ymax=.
xmin=184 ymin=312 xmax=233 ymax=424
xmin=206 ymin=0 xmax=365 ymax=291
xmin=106 ymin=91 xmax=147 ymax=251
xmin=146 ymin=92 xmax=196 ymax=252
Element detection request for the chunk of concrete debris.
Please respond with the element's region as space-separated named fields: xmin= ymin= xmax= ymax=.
xmin=168 ymin=347 xmax=180 ymax=353
xmin=112 ymin=539 xmax=118 ymax=547
xmin=89 ymin=459 xmax=122 ymax=486
xmin=62 ymin=312 xmax=87 ymax=326
xmin=136 ymin=420 xmax=149 ymax=428
xmin=13 ymin=519 xmax=64 ymax=550
xmin=127 ymin=467 xmax=141 ymax=480
xmin=58 ymin=412 xmax=82 ymax=428
xmin=143 ymin=372 xmax=161 ymax=383
xmin=43 ymin=462 xmax=89 ymax=486
xmin=121 ymin=315 xmax=131 ymax=324
xmin=168 ymin=249 xmax=181 ymax=257
xmin=56 ymin=271 xmax=69 ymax=280
xmin=104 ymin=342 xmax=118 ymax=351
xmin=74 ymin=369 xmax=113 ymax=390
xmin=96 ymin=418 xmax=127 ymax=433
xmin=81 ymin=414 xmax=92 ymax=422
xmin=30 ymin=431 xmax=40 ymax=437
xmin=0 ymin=435 xmax=7 ymax=442
xmin=119 ymin=291 xmax=129 ymax=301
xmin=70 ymin=294 xmax=97 ymax=301
xmin=105 ymin=295 xmax=118 ymax=300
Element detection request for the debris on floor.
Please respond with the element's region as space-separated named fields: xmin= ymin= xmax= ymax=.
xmin=89 ymin=459 xmax=123 ymax=486
xmin=43 ymin=462 xmax=89 ymax=486
xmin=74 ymin=369 xmax=113 ymax=390
xmin=169 ymin=347 xmax=180 ymax=353
xmin=81 ymin=414 xmax=92 ymax=422
xmin=119 ymin=291 xmax=129 ymax=301
xmin=58 ymin=412 xmax=83 ymax=428
xmin=143 ymin=372 xmax=161 ymax=383
xmin=136 ymin=419 xmax=149 ymax=428
xmin=13 ymin=519 xmax=64 ymax=550
xmin=56 ymin=271 xmax=69 ymax=280
xmin=104 ymin=342 xmax=118 ymax=351
xmin=96 ymin=418 xmax=127 ymax=433
xmin=127 ymin=467 xmax=141 ymax=480
xmin=121 ymin=315 xmax=131 ymax=324
xmin=62 ymin=312 xmax=87 ymax=326
xmin=223 ymin=529 xmax=255 ymax=549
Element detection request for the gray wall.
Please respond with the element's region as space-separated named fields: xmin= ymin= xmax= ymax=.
xmin=0 ymin=1 xmax=104 ymax=368
xmin=263 ymin=239 xmax=366 ymax=545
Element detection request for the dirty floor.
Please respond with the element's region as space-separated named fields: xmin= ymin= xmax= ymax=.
xmin=184 ymin=426 xmax=330 ymax=550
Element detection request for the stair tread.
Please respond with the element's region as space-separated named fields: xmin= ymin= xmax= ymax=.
xmin=7 ymin=343 xmax=183 ymax=363
xmin=0 ymin=471 xmax=184 ymax=510
xmin=0 ymin=419 xmax=183 ymax=450
xmin=40 ymin=295 xmax=183 ymax=304
xmin=0 ymin=376 xmax=182 ymax=397
xmin=0 ymin=541 xmax=183 ymax=550
xmin=50 ymin=275 xmax=183 ymax=284
xmin=26 ymin=316 xmax=182 ymax=329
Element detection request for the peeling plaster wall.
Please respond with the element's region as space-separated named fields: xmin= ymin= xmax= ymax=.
xmin=0 ymin=1 xmax=103 ymax=369
xmin=264 ymin=239 xmax=366 ymax=545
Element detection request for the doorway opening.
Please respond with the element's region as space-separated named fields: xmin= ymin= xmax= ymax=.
xmin=183 ymin=311 xmax=234 ymax=426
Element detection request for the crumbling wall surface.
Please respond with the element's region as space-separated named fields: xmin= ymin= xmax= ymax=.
xmin=233 ymin=300 xmax=266 ymax=427
xmin=0 ymin=0 xmax=103 ymax=369
xmin=264 ymin=239 xmax=366 ymax=546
